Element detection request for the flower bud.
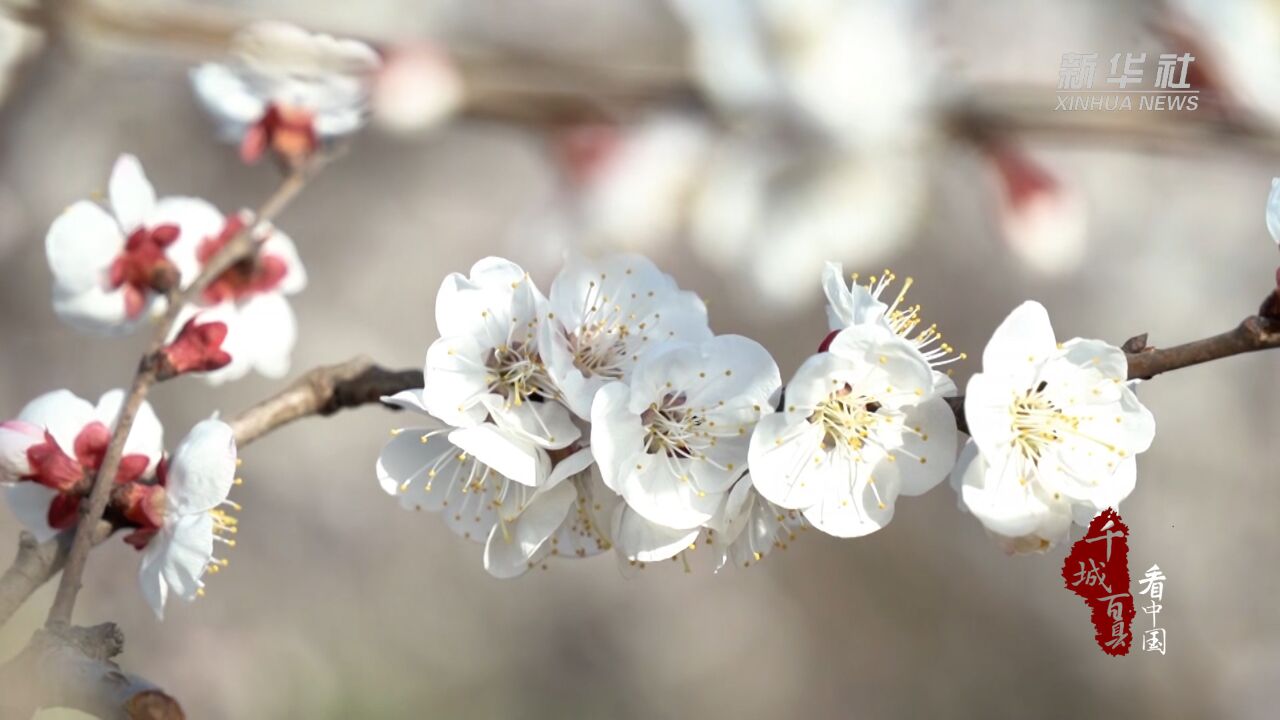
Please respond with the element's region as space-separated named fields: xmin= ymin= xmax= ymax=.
xmin=159 ymin=317 xmax=233 ymax=379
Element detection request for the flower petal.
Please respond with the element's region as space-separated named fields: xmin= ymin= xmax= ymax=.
xmin=483 ymin=480 xmax=576 ymax=578
xmin=166 ymin=419 xmax=236 ymax=515
xmin=447 ymin=424 xmax=548 ymax=487
xmin=611 ymin=504 xmax=700 ymax=562
xmin=3 ymin=483 xmax=61 ymax=542
xmin=109 ymin=154 xmax=156 ymax=233
xmin=981 ymin=301 xmax=1058 ymax=384
xmin=45 ymin=201 xmax=123 ymax=295
xmin=18 ymin=389 xmax=96 ymax=457
xmin=747 ymin=412 xmax=828 ymax=510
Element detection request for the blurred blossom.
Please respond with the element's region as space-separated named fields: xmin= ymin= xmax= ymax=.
xmin=574 ymin=114 xmax=712 ymax=252
xmin=190 ymin=21 xmax=381 ymax=164
xmin=370 ymin=43 xmax=463 ymax=133
xmin=670 ymin=0 xmax=934 ymax=148
xmin=988 ymin=145 xmax=1088 ymax=276
xmin=1165 ymin=0 xmax=1280 ymax=123
xmin=45 ymin=155 xmax=223 ymax=335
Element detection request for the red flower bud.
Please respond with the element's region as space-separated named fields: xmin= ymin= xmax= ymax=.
xmin=160 ymin=317 xmax=232 ymax=379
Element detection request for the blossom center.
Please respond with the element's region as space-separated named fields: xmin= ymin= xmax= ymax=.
xmin=109 ymin=224 xmax=181 ymax=318
xmin=197 ymin=217 xmax=288 ymax=304
xmin=641 ymin=392 xmax=704 ymax=459
xmin=564 ymin=279 xmax=651 ymax=380
xmin=485 ymin=341 xmax=556 ymax=406
xmin=1008 ymin=381 xmax=1117 ymax=467
xmin=811 ymin=385 xmax=883 ymax=454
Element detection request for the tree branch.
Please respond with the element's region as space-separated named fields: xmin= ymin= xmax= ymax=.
xmin=227 ymin=357 xmax=421 ymax=446
xmin=0 ymin=623 xmax=183 ymax=719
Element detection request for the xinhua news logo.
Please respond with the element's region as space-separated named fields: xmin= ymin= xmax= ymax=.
xmin=1056 ymin=52 xmax=1198 ymax=112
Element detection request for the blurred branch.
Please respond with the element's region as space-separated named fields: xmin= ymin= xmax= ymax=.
xmin=0 ymin=622 xmax=183 ymax=719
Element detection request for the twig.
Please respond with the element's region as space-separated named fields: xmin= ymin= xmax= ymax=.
xmin=44 ymin=160 xmax=321 ymax=628
xmin=227 ymin=357 xmax=420 ymax=446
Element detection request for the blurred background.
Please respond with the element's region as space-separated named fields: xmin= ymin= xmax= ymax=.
xmin=1 ymin=0 xmax=1279 ymax=717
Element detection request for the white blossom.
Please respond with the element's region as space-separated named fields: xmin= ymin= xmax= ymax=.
xmin=822 ymin=263 xmax=964 ymax=394
xmin=424 ymin=257 xmax=578 ymax=449
xmin=45 ymin=155 xmax=222 ymax=334
xmin=541 ymin=253 xmax=712 ymax=419
xmin=137 ymin=419 xmax=238 ymax=619
xmin=191 ymin=21 xmax=381 ymax=161
xmin=1 ymin=389 xmax=162 ymax=541
xmin=748 ymin=324 xmax=957 ymax=537
xmin=708 ymin=474 xmax=806 ymax=570
xmin=591 ymin=335 xmax=781 ymax=550
xmin=376 ymin=390 xmax=584 ymax=578
xmin=957 ymin=301 xmax=1155 ymax=550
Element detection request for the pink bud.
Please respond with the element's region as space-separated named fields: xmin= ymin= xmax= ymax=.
xmin=0 ymin=420 xmax=43 ymax=479
xmin=160 ymin=317 xmax=232 ymax=379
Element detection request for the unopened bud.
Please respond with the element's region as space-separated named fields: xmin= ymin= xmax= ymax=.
xmin=159 ymin=317 xmax=232 ymax=380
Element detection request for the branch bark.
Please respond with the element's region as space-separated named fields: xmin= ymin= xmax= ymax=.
xmin=0 ymin=623 xmax=184 ymax=719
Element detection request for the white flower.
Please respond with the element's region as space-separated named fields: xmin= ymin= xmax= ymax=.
xmin=138 ymin=419 xmax=238 ymax=619
xmin=371 ymin=43 xmax=462 ymax=133
xmin=576 ymin=114 xmax=712 ymax=252
xmin=591 ymin=335 xmax=781 ymax=544
xmin=690 ymin=144 xmax=925 ymax=311
xmin=1267 ymin=177 xmax=1280 ymax=246
xmin=45 ymin=155 xmax=223 ymax=334
xmin=424 ymin=257 xmax=578 ymax=449
xmin=950 ymin=442 xmax=1073 ymax=555
xmin=987 ymin=146 xmax=1087 ymax=276
xmin=166 ymin=214 xmax=307 ymax=384
xmin=191 ymin=21 xmax=381 ymax=161
xmin=957 ymin=301 xmax=1155 ymax=549
xmin=748 ymin=325 xmax=957 ymax=537
xmin=375 ymin=390 xmax=584 ymax=578
xmin=709 ymin=474 xmax=806 ymax=570
xmin=1 ymin=389 xmax=163 ymax=541
xmin=822 ymin=263 xmax=964 ymax=394
xmin=671 ymin=0 xmax=932 ymax=147
xmin=541 ymin=253 xmax=712 ymax=419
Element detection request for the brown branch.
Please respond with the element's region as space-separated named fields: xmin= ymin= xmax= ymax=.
xmin=227 ymin=357 xmax=421 ymax=446
xmin=45 ymin=160 xmax=322 ymax=627
xmin=0 ymin=623 xmax=183 ymax=719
